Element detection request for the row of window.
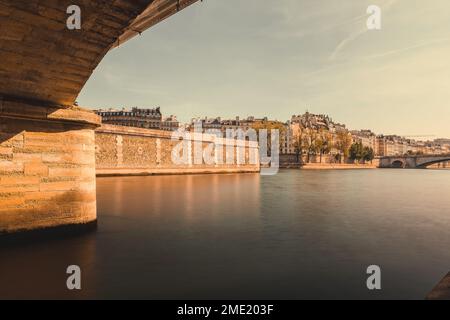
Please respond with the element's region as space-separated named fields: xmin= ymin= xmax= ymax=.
xmin=99 ymin=113 xmax=161 ymax=118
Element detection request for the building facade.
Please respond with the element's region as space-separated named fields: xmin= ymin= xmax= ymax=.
xmin=161 ymin=115 xmax=180 ymax=131
xmin=96 ymin=107 xmax=180 ymax=131
xmin=96 ymin=107 xmax=162 ymax=129
xmin=351 ymin=130 xmax=377 ymax=151
xmin=186 ymin=111 xmax=450 ymax=158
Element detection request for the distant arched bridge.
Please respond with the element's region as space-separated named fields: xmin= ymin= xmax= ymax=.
xmin=379 ymin=155 xmax=450 ymax=168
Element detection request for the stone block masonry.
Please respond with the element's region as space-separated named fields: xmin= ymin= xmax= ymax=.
xmin=0 ymin=99 xmax=100 ymax=234
xmin=95 ymin=125 xmax=260 ymax=176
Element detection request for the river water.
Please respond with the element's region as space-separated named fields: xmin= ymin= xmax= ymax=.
xmin=1 ymin=169 xmax=450 ymax=299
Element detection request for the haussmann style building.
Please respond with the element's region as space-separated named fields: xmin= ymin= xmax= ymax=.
xmin=95 ymin=107 xmax=179 ymax=131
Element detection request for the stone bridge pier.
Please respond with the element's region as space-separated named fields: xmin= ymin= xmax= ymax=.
xmin=0 ymin=0 xmax=199 ymax=234
xmin=0 ymin=100 xmax=100 ymax=233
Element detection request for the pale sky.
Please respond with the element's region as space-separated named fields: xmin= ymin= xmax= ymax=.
xmin=78 ymin=0 xmax=450 ymax=138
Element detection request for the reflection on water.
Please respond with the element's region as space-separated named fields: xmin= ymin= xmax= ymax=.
xmin=0 ymin=170 xmax=450 ymax=299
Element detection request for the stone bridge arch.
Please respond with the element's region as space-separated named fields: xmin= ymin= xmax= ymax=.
xmin=415 ymin=156 xmax=450 ymax=168
xmin=0 ymin=0 xmax=199 ymax=234
xmin=379 ymin=156 xmax=411 ymax=168
xmin=391 ymin=160 xmax=405 ymax=168
xmin=379 ymin=155 xmax=450 ymax=169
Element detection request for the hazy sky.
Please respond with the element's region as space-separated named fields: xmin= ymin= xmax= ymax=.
xmin=78 ymin=0 xmax=450 ymax=138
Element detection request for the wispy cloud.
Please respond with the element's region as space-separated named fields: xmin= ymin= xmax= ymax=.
xmin=329 ymin=0 xmax=399 ymax=61
xmin=302 ymin=36 xmax=450 ymax=79
xmin=364 ymin=37 xmax=450 ymax=60
xmin=329 ymin=28 xmax=367 ymax=61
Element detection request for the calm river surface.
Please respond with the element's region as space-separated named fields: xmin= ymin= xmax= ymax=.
xmin=1 ymin=169 xmax=450 ymax=299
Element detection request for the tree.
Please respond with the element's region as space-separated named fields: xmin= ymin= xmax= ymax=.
xmin=304 ymin=128 xmax=319 ymax=163
xmin=349 ymin=142 xmax=364 ymax=162
xmin=350 ymin=143 xmax=375 ymax=163
xmin=362 ymin=146 xmax=375 ymax=163
xmin=293 ymin=127 xmax=306 ymax=164
xmin=251 ymin=120 xmax=286 ymax=156
xmin=316 ymin=129 xmax=332 ymax=163
xmin=335 ymin=131 xmax=352 ymax=163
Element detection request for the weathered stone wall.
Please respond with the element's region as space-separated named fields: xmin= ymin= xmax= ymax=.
xmin=280 ymin=154 xmax=380 ymax=168
xmin=0 ymin=100 xmax=100 ymax=234
xmin=95 ymin=125 xmax=260 ymax=176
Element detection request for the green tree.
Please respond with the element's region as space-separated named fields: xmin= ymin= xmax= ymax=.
xmin=362 ymin=146 xmax=375 ymax=163
xmin=350 ymin=143 xmax=375 ymax=163
xmin=349 ymin=142 xmax=364 ymax=162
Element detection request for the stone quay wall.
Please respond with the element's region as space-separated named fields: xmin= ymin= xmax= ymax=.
xmin=95 ymin=125 xmax=261 ymax=176
xmin=279 ymin=154 xmax=380 ymax=169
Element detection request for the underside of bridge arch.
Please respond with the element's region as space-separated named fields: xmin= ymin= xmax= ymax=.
xmin=0 ymin=0 xmax=199 ymax=234
xmin=417 ymin=158 xmax=450 ymax=168
xmin=391 ymin=160 xmax=405 ymax=168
